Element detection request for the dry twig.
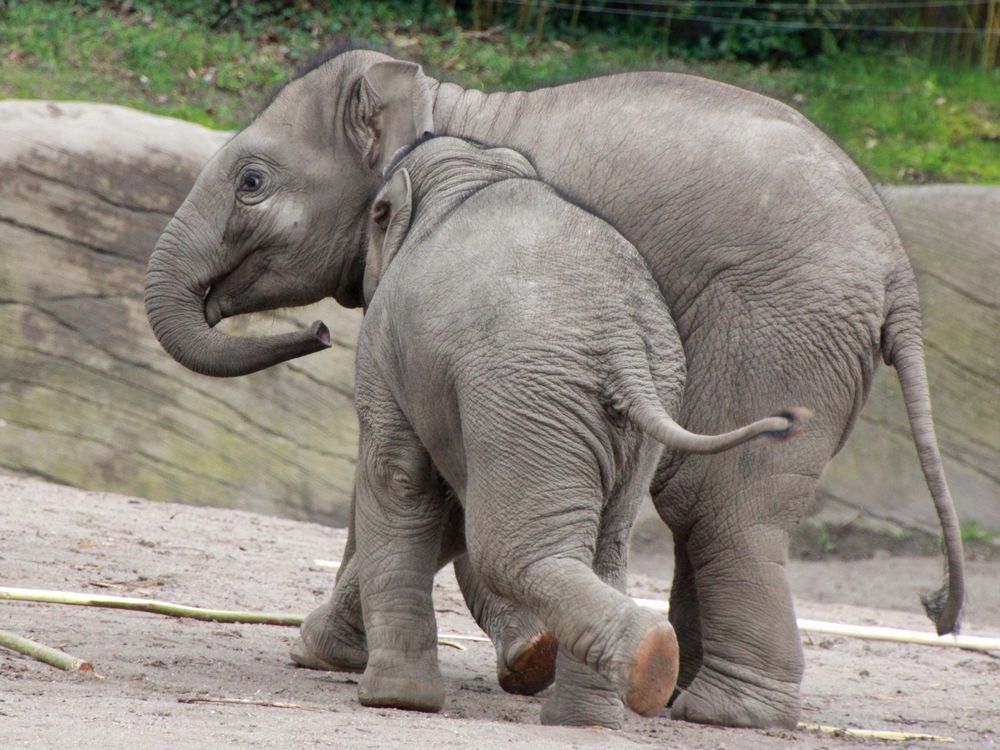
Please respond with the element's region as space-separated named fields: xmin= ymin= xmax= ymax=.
xmin=178 ymin=695 xmax=326 ymax=712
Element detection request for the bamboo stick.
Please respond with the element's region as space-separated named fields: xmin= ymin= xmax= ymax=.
xmin=795 ymin=618 xmax=1000 ymax=654
xmin=798 ymin=721 xmax=954 ymax=743
xmin=0 ymin=587 xmax=305 ymax=626
xmin=0 ymin=629 xmax=93 ymax=673
xmin=6 ymin=585 xmax=996 ymax=655
xmin=312 ymin=564 xmax=1000 ymax=652
xmin=311 ymin=559 xmax=341 ymax=570
xmin=0 ymin=587 xmax=489 ymax=647
xmin=632 ymin=598 xmax=1000 ymax=654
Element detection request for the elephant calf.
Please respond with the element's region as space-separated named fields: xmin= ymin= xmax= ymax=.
xmin=351 ymin=135 xmax=808 ymax=725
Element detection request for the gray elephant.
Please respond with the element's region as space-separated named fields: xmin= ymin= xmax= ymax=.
xmin=144 ymin=45 xmax=964 ymax=728
xmin=351 ymin=134 xmax=807 ymax=724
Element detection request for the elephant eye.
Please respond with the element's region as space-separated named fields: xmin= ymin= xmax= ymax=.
xmin=238 ymin=169 xmax=265 ymax=194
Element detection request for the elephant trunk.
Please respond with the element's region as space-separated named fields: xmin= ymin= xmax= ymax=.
xmin=144 ymin=214 xmax=330 ymax=378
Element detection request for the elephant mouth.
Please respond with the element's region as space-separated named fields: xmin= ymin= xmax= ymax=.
xmin=204 ymin=285 xmax=223 ymax=328
xmin=202 ymin=252 xmax=275 ymax=328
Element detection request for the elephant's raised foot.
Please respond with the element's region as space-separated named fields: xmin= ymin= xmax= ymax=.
xmin=619 ymin=619 xmax=679 ymax=717
xmin=497 ymin=628 xmax=558 ymax=696
xmin=288 ymin=600 xmax=367 ymax=672
xmin=668 ymin=659 xmax=800 ymax=729
xmin=542 ymin=610 xmax=677 ymax=726
xmin=358 ymin=650 xmax=445 ymax=713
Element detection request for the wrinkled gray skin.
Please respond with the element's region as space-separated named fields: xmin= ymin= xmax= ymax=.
xmin=144 ymin=49 xmax=965 ymax=729
xmin=351 ymin=135 xmax=806 ymax=724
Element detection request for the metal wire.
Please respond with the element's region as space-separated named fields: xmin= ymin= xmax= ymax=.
xmin=499 ymin=0 xmax=994 ymax=34
xmin=580 ymin=0 xmax=994 ymax=10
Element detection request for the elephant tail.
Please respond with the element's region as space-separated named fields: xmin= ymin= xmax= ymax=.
xmin=623 ymin=395 xmax=811 ymax=456
xmin=882 ymin=297 xmax=965 ymax=636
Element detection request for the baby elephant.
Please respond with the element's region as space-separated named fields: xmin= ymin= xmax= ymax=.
xmin=353 ymin=136 xmax=807 ymax=724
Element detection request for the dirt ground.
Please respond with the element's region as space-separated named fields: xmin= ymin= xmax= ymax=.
xmin=2 ymin=473 xmax=997 ymax=749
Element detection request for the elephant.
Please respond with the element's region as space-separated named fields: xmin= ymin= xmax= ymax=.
xmin=144 ymin=44 xmax=965 ymax=729
xmin=350 ymin=134 xmax=808 ymax=725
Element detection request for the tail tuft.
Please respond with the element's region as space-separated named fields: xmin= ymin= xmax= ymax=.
xmin=921 ymin=581 xmax=962 ymax=636
xmin=768 ymin=407 xmax=814 ymax=440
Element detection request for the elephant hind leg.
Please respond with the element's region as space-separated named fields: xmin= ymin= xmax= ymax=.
xmin=667 ymin=534 xmax=703 ymax=696
xmin=464 ymin=471 xmax=677 ymax=724
xmin=453 ymin=553 xmax=557 ymax=696
xmin=667 ymin=472 xmax=816 ymax=729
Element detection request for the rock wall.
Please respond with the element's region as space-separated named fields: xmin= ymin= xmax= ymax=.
xmin=0 ymin=101 xmax=361 ymax=526
xmin=812 ymin=185 xmax=1000 ymax=539
xmin=2 ymin=101 xmax=996 ymax=547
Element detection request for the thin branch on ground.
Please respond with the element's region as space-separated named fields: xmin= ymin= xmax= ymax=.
xmin=178 ymin=695 xmax=327 ymax=712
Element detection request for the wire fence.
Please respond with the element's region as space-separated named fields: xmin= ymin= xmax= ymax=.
xmin=462 ymin=0 xmax=1000 ymax=67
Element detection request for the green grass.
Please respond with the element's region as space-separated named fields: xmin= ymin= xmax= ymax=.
xmin=1 ymin=1 xmax=997 ymax=183
xmin=961 ymin=521 xmax=999 ymax=546
xmin=762 ymin=56 xmax=1000 ymax=184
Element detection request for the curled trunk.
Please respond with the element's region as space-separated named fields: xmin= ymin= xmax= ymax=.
xmin=144 ymin=215 xmax=330 ymax=378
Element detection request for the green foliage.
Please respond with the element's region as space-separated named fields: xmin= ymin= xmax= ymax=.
xmin=456 ymin=0 xmax=999 ymax=67
xmin=769 ymin=54 xmax=1000 ymax=183
xmin=0 ymin=1 xmax=997 ymax=183
xmin=961 ymin=521 xmax=999 ymax=545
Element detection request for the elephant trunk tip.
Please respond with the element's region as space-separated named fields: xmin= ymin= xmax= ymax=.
xmin=310 ymin=320 xmax=332 ymax=348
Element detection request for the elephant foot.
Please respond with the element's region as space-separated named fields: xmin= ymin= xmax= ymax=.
xmin=540 ymin=650 xmax=624 ymax=729
xmin=289 ymin=600 xmax=367 ymax=672
xmin=666 ymin=641 xmax=703 ymax=706
xmin=540 ymin=686 xmax=624 ymax=730
xmin=358 ymin=650 xmax=445 ymax=713
xmin=668 ymin=657 xmax=800 ymax=729
xmin=620 ymin=618 xmax=679 ymax=717
xmin=497 ymin=629 xmax=558 ymax=696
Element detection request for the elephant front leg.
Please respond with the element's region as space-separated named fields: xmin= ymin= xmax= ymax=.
xmin=289 ymin=552 xmax=368 ymax=672
xmin=453 ymin=554 xmax=557 ymax=696
xmin=669 ymin=492 xmax=806 ymax=729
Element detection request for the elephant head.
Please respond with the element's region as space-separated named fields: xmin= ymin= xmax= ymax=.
xmin=362 ymin=137 xmax=538 ymax=305
xmin=144 ymin=49 xmax=435 ymax=376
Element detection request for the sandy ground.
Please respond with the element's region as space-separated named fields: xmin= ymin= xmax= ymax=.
xmin=2 ymin=473 xmax=997 ymax=749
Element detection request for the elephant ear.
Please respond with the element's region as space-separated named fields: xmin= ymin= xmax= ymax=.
xmin=363 ymin=168 xmax=413 ymax=304
xmin=348 ymin=60 xmax=434 ymax=174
